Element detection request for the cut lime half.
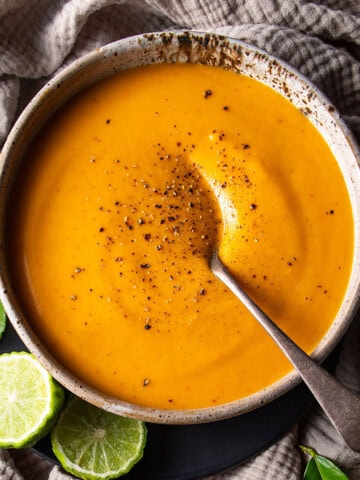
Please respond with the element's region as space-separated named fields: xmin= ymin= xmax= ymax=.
xmin=51 ymin=397 xmax=147 ymax=480
xmin=0 ymin=351 xmax=64 ymax=448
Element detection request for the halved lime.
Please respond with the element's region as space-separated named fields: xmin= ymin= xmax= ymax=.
xmin=51 ymin=397 xmax=147 ymax=480
xmin=0 ymin=351 xmax=64 ymax=447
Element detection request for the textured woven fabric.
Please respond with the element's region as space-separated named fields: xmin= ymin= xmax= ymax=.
xmin=0 ymin=1 xmax=360 ymax=479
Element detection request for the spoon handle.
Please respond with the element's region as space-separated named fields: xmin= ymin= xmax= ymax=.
xmin=211 ymin=252 xmax=360 ymax=452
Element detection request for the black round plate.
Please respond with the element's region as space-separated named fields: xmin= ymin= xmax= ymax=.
xmin=1 ymin=320 xmax=322 ymax=479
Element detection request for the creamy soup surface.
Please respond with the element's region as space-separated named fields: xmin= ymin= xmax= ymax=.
xmin=7 ymin=63 xmax=353 ymax=409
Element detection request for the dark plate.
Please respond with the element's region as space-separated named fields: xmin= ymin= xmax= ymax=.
xmin=2 ymin=320 xmax=336 ymax=480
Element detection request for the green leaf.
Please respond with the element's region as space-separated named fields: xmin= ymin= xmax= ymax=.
xmin=300 ymin=446 xmax=349 ymax=480
xmin=304 ymin=458 xmax=322 ymax=480
xmin=0 ymin=302 xmax=6 ymax=340
xmin=314 ymin=455 xmax=349 ymax=480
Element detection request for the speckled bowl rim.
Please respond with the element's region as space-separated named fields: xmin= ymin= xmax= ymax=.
xmin=0 ymin=31 xmax=360 ymax=424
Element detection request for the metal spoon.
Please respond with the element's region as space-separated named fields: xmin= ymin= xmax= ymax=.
xmin=211 ymin=250 xmax=360 ymax=452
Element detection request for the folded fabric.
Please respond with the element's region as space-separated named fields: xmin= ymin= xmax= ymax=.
xmin=0 ymin=1 xmax=359 ymax=479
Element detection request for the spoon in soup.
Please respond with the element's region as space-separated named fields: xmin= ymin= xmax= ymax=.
xmin=211 ymin=250 xmax=360 ymax=452
xmin=191 ymin=137 xmax=360 ymax=449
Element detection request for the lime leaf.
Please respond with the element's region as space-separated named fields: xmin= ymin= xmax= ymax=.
xmin=304 ymin=458 xmax=322 ymax=480
xmin=51 ymin=397 xmax=147 ymax=480
xmin=0 ymin=352 xmax=64 ymax=448
xmin=0 ymin=302 xmax=6 ymax=340
xmin=300 ymin=445 xmax=349 ymax=480
xmin=314 ymin=455 xmax=350 ymax=480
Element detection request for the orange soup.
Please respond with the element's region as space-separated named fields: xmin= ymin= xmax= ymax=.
xmin=7 ymin=63 xmax=353 ymax=409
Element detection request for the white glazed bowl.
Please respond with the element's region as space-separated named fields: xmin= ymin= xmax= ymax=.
xmin=1 ymin=31 xmax=360 ymax=424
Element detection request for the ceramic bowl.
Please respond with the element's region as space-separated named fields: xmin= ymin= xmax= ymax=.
xmin=1 ymin=31 xmax=360 ymax=424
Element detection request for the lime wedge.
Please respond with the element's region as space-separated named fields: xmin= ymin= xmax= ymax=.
xmin=51 ymin=397 xmax=147 ymax=480
xmin=0 ymin=352 xmax=64 ymax=448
